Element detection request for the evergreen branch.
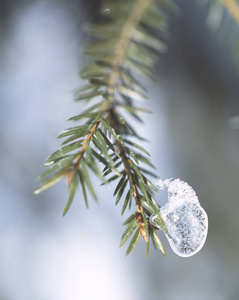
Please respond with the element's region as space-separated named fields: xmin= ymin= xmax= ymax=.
xmin=35 ymin=0 xmax=173 ymax=257
xmin=206 ymin=0 xmax=239 ymax=72
xmin=219 ymin=0 xmax=239 ymax=25
xmin=106 ymin=0 xmax=151 ymax=102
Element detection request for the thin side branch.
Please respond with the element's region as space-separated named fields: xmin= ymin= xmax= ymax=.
xmin=109 ymin=109 xmax=147 ymax=241
xmin=74 ymin=120 xmax=101 ymax=168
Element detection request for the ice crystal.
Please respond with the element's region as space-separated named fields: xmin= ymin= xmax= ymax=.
xmin=151 ymin=179 xmax=208 ymax=257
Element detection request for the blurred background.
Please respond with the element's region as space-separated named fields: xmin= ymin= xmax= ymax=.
xmin=1 ymin=0 xmax=239 ymax=299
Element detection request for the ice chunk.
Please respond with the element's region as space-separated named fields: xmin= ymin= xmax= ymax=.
xmin=151 ymin=179 xmax=208 ymax=257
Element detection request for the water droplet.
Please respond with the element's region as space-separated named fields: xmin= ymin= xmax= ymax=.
xmin=100 ymin=8 xmax=110 ymax=16
xmin=152 ymin=179 xmax=208 ymax=257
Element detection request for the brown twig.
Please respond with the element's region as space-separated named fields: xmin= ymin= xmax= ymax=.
xmin=74 ymin=121 xmax=101 ymax=169
xmin=109 ymin=109 xmax=147 ymax=242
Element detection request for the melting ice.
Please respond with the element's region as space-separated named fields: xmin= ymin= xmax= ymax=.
xmin=151 ymin=179 xmax=208 ymax=257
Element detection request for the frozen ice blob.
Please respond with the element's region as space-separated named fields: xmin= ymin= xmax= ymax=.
xmin=151 ymin=179 xmax=208 ymax=257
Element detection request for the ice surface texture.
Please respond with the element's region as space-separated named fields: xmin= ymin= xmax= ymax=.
xmin=151 ymin=179 xmax=208 ymax=257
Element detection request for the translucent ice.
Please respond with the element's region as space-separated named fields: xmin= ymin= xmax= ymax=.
xmin=151 ymin=179 xmax=208 ymax=257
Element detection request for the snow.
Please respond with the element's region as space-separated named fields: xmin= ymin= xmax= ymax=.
xmin=151 ymin=179 xmax=208 ymax=257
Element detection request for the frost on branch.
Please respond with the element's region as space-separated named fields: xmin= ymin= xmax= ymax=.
xmin=151 ymin=179 xmax=208 ymax=258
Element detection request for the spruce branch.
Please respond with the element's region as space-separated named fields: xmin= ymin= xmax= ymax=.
xmin=206 ymin=0 xmax=239 ymax=31
xmin=206 ymin=0 xmax=239 ymax=72
xmin=219 ymin=0 xmax=239 ymax=25
xmin=106 ymin=0 xmax=151 ymax=101
xmin=35 ymin=0 xmax=173 ymax=257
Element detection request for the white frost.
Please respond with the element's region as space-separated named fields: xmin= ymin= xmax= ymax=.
xmin=152 ymin=178 xmax=208 ymax=258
